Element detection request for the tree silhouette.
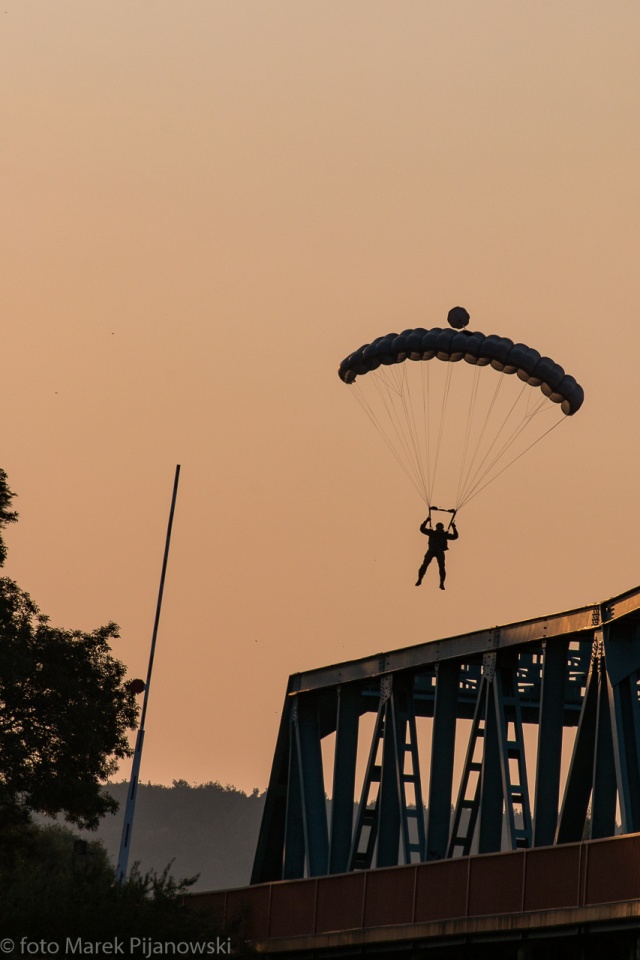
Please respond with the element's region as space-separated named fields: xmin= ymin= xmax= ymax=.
xmin=0 ymin=471 xmax=138 ymax=830
xmin=0 ymin=469 xmax=18 ymax=567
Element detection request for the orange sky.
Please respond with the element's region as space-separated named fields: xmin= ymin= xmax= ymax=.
xmin=2 ymin=1 xmax=640 ymax=796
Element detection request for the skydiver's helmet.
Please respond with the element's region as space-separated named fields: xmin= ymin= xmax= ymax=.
xmin=436 ymin=522 xmax=445 ymax=530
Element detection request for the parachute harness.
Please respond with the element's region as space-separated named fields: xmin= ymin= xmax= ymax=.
xmin=427 ymin=505 xmax=457 ymax=531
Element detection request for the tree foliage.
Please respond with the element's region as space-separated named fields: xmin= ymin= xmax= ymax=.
xmin=0 ymin=469 xmax=18 ymax=567
xmin=0 ymin=821 xmax=253 ymax=952
xmin=0 ymin=471 xmax=138 ymax=828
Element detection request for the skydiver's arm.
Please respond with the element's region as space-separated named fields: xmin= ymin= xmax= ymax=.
xmin=448 ymin=526 xmax=459 ymax=540
xmin=419 ymin=519 xmax=431 ymax=535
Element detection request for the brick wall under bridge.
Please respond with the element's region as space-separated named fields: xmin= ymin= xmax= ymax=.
xmin=189 ymin=833 xmax=640 ymax=958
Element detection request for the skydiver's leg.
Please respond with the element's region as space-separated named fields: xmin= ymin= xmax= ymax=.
xmin=416 ymin=552 xmax=434 ymax=586
xmin=437 ymin=554 xmax=446 ymax=590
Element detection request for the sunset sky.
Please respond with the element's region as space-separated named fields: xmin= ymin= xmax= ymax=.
xmin=2 ymin=2 xmax=639 ymax=799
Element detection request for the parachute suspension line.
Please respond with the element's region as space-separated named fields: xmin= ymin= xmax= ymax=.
xmin=429 ymin=361 xmax=454 ymax=506
xmin=380 ymin=364 xmax=431 ymax=502
xmin=457 ymin=379 xmax=540 ymax=506
xmin=371 ymin=368 xmax=417 ymax=469
xmin=349 ymin=380 xmax=429 ymax=504
xmin=457 ymin=415 xmax=566 ymax=509
xmin=390 ymin=363 xmax=425 ymax=499
xmin=457 ymin=376 xmax=530 ymax=503
xmin=454 ymin=371 xmax=505 ymax=506
xmin=456 ymin=382 xmax=557 ymax=507
xmin=458 ymin=411 xmax=539 ymax=507
xmin=370 ymin=369 xmax=428 ymax=499
xmin=349 ymin=383 xmax=425 ymax=501
xmin=421 ymin=361 xmax=432 ymax=507
xmin=454 ymin=363 xmax=482 ymax=510
xmin=399 ymin=362 xmax=431 ymax=506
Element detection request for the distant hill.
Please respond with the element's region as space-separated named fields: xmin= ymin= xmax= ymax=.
xmin=39 ymin=784 xmax=618 ymax=895
xmin=42 ymin=780 xmax=266 ymax=892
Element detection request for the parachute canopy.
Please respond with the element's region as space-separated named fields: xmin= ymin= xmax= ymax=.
xmin=339 ymin=313 xmax=584 ymax=511
xmin=339 ymin=327 xmax=583 ymax=416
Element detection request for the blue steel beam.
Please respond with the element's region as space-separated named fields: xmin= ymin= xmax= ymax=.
xmin=329 ymin=684 xmax=361 ymax=873
xmin=288 ymin=596 xmax=619 ymax=695
xmin=294 ymin=695 xmax=330 ymax=876
xmin=250 ymin=693 xmax=292 ymax=884
xmin=590 ymin=657 xmax=617 ymax=839
xmin=534 ymin=638 xmax=569 ymax=846
xmin=478 ymin=659 xmax=504 ymax=854
xmin=609 ymin=672 xmax=640 ymax=833
xmin=605 ymin=621 xmax=640 ymax=833
xmin=426 ymin=660 xmax=459 ymax=860
xmin=556 ymin=649 xmax=599 ymax=844
xmin=283 ymin=721 xmax=305 ymax=879
xmin=376 ymin=680 xmax=402 ymax=867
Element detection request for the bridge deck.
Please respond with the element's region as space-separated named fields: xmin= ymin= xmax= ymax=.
xmin=191 ymin=833 xmax=640 ymax=956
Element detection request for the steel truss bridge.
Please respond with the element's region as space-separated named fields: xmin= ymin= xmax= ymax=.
xmin=253 ymin=585 xmax=640 ymax=881
xmin=194 ymin=585 xmax=640 ymax=957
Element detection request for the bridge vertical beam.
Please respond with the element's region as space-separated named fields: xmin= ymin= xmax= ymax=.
xmin=590 ymin=657 xmax=617 ymax=839
xmin=605 ymin=622 xmax=640 ymax=834
xmin=376 ymin=678 xmax=401 ymax=867
xmin=556 ymin=650 xmax=599 ymax=844
xmin=478 ymin=656 xmax=504 ymax=854
xmin=329 ymin=684 xmax=360 ymax=873
xmin=250 ymin=694 xmax=292 ymax=884
xmin=609 ymin=669 xmax=640 ymax=833
xmin=283 ymin=711 xmax=305 ymax=878
xmin=534 ymin=638 xmax=569 ymax=847
xmin=426 ymin=659 xmax=459 ymax=860
xmin=294 ymin=693 xmax=329 ymax=876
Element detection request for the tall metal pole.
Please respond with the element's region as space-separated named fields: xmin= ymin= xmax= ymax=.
xmin=116 ymin=464 xmax=181 ymax=882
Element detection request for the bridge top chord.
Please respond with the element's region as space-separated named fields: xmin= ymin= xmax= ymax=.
xmin=289 ymin=583 xmax=640 ymax=696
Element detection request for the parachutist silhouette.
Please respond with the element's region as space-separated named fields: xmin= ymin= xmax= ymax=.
xmin=415 ymin=519 xmax=458 ymax=590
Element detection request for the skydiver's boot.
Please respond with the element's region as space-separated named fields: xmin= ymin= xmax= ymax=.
xmin=439 ymin=581 xmax=445 ymax=590
xmin=415 ymin=579 xmax=422 ymax=587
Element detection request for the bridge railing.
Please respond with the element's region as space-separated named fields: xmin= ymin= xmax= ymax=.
xmin=190 ymin=832 xmax=640 ymax=949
